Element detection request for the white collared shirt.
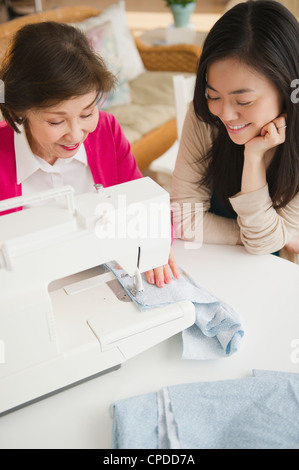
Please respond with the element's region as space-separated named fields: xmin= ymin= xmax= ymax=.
xmin=14 ymin=126 xmax=95 ymax=207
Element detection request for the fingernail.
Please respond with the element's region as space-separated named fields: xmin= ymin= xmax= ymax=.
xmin=158 ymin=280 xmax=164 ymax=287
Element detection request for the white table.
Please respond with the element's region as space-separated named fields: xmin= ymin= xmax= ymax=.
xmin=1 ymin=240 xmax=299 ymax=449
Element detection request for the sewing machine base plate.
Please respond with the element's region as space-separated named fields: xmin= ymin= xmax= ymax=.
xmin=0 ymin=364 xmax=121 ymax=417
xmin=1 ymin=266 xmax=195 ymax=416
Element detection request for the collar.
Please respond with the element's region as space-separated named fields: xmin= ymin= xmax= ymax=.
xmin=15 ymin=125 xmax=88 ymax=184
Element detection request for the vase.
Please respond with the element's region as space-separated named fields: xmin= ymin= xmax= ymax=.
xmin=170 ymin=3 xmax=196 ymax=28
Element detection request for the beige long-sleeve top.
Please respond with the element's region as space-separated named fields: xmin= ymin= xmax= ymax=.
xmin=171 ymin=105 xmax=299 ymax=263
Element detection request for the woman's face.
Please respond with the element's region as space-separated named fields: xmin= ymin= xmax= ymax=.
xmin=24 ymin=91 xmax=99 ymax=164
xmin=206 ymin=57 xmax=284 ymax=145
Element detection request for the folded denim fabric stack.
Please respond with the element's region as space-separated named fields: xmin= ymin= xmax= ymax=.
xmin=111 ymin=370 xmax=299 ymax=449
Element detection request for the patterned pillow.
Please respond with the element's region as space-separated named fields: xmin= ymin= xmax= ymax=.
xmin=71 ymin=0 xmax=145 ymax=82
xmin=84 ymin=21 xmax=131 ymax=109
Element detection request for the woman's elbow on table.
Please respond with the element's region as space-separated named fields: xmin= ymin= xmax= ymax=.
xmin=239 ymin=229 xmax=287 ymax=255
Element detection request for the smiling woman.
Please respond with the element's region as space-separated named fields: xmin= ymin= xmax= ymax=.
xmin=0 ymin=21 xmax=115 ymax=131
xmin=0 ymin=20 xmax=180 ymax=286
xmin=206 ymin=57 xmax=283 ymax=148
xmin=171 ymin=0 xmax=299 ymax=263
xmin=23 ymin=92 xmax=100 ymax=165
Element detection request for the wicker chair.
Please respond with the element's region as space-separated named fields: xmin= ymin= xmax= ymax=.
xmin=0 ymin=5 xmax=202 ymax=171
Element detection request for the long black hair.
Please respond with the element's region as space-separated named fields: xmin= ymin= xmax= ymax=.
xmin=194 ymin=0 xmax=299 ymax=210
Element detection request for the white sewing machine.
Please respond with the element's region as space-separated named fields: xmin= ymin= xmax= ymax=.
xmin=0 ymin=178 xmax=195 ymax=416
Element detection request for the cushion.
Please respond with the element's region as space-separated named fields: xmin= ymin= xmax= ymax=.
xmin=71 ymin=0 xmax=145 ymax=82
xmin=84 ymin=21 xmax=131 ymax=109
xmin=106 ymin=71 xmax=178 ymax=144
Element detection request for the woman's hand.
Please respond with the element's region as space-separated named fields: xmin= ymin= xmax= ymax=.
xmin=241 ymin=114 xmax=287 ymax=195
xmin=244 ymin=114 xmax=287 ymax=161
xmin=145 ymin=247 xmax=180 ymax=287
xmin=284 ymin=236 xmax=299 ymax=254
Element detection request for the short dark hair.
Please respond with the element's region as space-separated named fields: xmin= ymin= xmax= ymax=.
xmin=0 ymin=21 xmax=116 ymax=132
xmin=194 ymin=0 xmax=299 ymax=210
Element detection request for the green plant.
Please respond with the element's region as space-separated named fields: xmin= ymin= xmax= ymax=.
xmin=164 ymin=0 xmax=196 ymax=6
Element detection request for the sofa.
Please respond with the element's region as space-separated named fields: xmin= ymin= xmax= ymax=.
xmin=0 ymin=3 xmax=202 ymax=172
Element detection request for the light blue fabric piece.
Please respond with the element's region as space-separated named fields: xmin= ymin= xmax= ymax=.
xmin=253 ymin=369 xmax=299 ymax=378
xmin=111 ymin=392 xmax=158 ymax=449
xmin=111 ymin=371 xmax=299 ymax=449
xmin=106 ymin=262 xmax=244 ymax=359
xmin=166 ymin=374 xmax=299 ymax=449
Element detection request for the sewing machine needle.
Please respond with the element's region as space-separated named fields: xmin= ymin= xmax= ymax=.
xmin=135 ymin=246 xmax=144 ymax=293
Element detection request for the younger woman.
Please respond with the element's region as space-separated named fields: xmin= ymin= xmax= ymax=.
xmin=171 ymin=0 xmax=299 ymax=262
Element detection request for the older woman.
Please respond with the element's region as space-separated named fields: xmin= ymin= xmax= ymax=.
xmin=0 ymin=21 xmax=179 ymax=285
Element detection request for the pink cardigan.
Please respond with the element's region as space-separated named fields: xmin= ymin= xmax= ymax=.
xmin=0 ymin=112 xmax=143 ymax=215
